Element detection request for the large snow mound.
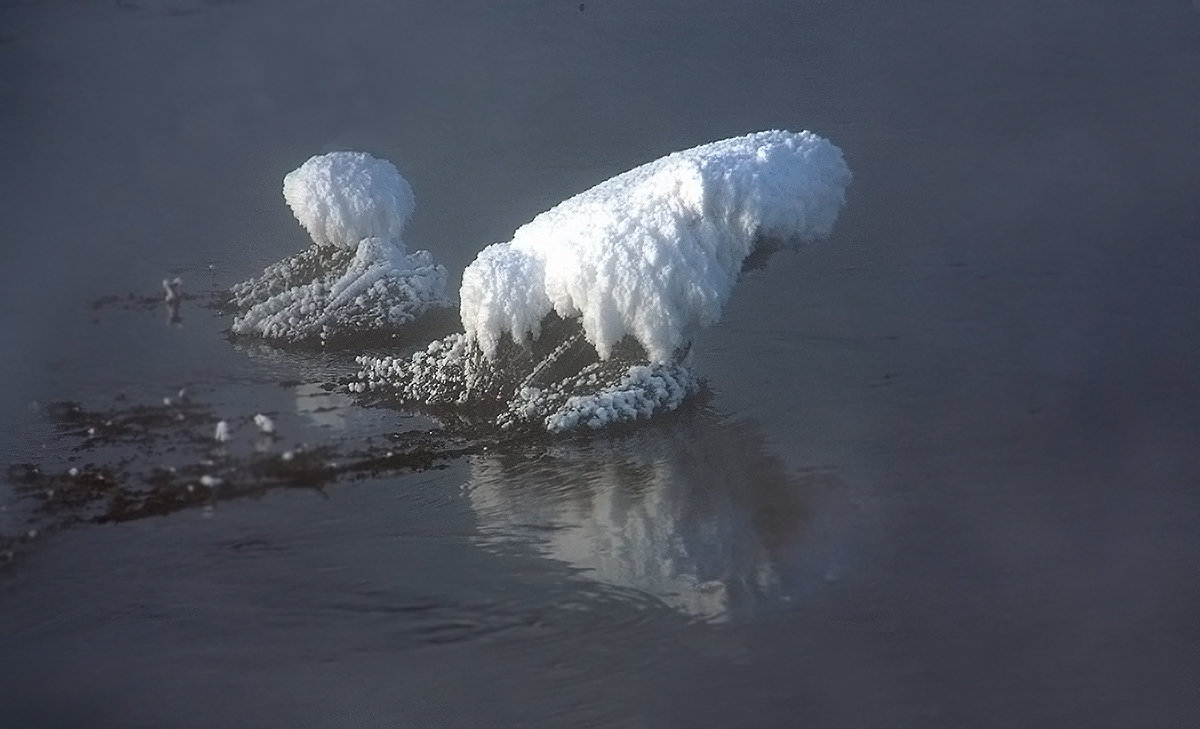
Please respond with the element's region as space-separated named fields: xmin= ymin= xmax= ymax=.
xmin=228 ymin=152 xmax=450 ymax=343
xmin=283 ymin=152 xmax=416 ymax=250
xmin=460 ymin=130 xmax=851 ymax=363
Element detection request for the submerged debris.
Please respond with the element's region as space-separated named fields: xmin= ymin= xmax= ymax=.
xmin=1 ymin=391 xmax=478 ymax=572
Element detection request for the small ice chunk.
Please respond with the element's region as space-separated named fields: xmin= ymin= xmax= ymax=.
xmin=214 ymin=420 xmax=230 ymax=443
xmin=199 ymin=475 xmax=223 ymax=488
xmin=253 ymin=413 xmax=275 ymax=435
xmin=353 ymin=130 xmax=851 ymax=433
xmin=162 ymin=277 xmax=182 ymax=303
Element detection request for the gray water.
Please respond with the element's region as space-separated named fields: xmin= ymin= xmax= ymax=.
xmin=2 ymin=1 xmax=1199 ymax=727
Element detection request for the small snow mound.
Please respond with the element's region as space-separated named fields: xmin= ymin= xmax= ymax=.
xmin=283 ymin=152 xmax=415 ymax=250
xmin=228 ymin=152 xmax=450 ymax=344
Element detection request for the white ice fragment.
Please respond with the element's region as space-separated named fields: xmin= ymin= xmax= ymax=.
xmin=281 ymin=450 xmax=295 ymax=462
xmin=214 ymin=420 xmax=230 ymax=443
xmin=162 ymin=277 xmax=182 ymax=303
xmin=460 ymin=130 xmax=851 ymax=363
xmin=163 ymin=397 xmax=172 ymax=407
xmin=282 ymin=151 xmax=415 ymax=250
xmin=199 ymin=475 xmax=222 ymax=488
xmin=67 ymin=467 xmax=79 ymax=477
xmin=253 ymin=413 xmax=275 ymax=435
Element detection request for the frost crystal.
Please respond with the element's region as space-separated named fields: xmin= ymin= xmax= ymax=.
xmin=353 ymin=316 xmax=698 ymax=432
xmin=253 ymin=413 xmax=275 ymax=435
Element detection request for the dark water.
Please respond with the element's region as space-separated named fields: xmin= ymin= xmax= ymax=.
xmin=2 ymin=1 xmax=1199 ymax=726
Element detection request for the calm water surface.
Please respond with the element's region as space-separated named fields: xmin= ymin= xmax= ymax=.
xmin=2 ymin=1 xmax=1198 ymax=727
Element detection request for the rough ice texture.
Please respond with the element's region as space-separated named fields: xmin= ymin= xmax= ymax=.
xmin=282 ymin=152 xmax=415 ymax=250
xmin=351 ymin=319 xmax=698 ymax=433
xmin=460 ymin=130 xmax=851 ymax=364
xmin=229 ymin=152 xmax=450 ymax=343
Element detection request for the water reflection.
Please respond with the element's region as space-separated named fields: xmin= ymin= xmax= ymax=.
xmin=294 ymin=381 xmax=353 ymax=432
xmin=467 ymin=410 xmax=844 ymax=621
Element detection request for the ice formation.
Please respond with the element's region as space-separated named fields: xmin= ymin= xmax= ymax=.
xmin=353 ymin=323 xmax=696 ymax=433
xmin=353 ymin=130 xmax=851 ymax=432
xmin=461 ymin=130 xmax=851 ymax=362
xmin=253 ymin=413 xmax=275 ymax=435
xmin=228 ymin=152 xmax=450 ymax=343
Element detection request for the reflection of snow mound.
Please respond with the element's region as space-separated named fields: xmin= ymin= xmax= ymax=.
xmin=353 ymin=130 xmax=849 ymax=432
xmin=352 ymin=318 xmax=697 ymax=432
xmin=461 ymin=130 xmax=851 ymax=363
xmin=228 ymin=152 xmax=449 ymax=343
xmin=467 ymin=415 xmax=829 ymax=621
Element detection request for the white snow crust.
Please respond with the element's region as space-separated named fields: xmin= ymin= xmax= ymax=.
xmin=460 ymin=130 xmax=851 ymax=363
xmin=229 ymin=152 xmax=450 ymax=343
xmin=283 ymin=152 xmax=415 ymax=250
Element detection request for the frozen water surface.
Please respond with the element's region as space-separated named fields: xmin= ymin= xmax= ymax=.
xmin=2 ymin=1 xmax=1199 ymax=728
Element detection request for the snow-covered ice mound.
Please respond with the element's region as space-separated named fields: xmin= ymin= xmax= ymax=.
xmin=353 ymin=130 xmax=851 ymax=432
xmin=228 ymin=152 xmax=450 ymax=343
xmin=461 ymin=129 xmax=851 ymax=362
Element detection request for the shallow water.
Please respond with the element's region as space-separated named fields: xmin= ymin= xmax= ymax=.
xmin=2 ymin=1 xmax=1199 ymax=726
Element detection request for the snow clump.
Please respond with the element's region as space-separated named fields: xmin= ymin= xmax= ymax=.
xmin=228 ymin=152 xmax=450 ymax=343
xmin=460 ymin=130 xmax=851 ymax=363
